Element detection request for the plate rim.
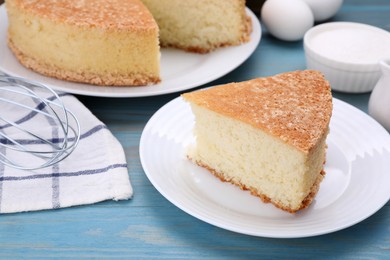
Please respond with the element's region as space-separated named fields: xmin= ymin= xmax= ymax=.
xmin=0 ymin=5 xmax=261 ymax=98
xmin=139 ymin=96 xmax=390 ymax=238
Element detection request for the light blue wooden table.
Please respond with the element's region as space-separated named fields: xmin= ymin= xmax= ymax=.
xmin=1 ymin=0 xmax=389 ymax=258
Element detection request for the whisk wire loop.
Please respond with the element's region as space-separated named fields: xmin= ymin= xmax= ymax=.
xmin=0 ymin=73 xmax=80 ymax=170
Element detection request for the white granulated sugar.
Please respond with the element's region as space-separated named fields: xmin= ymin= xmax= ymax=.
xmin=311 ymin=28 xmax=390 ymax=63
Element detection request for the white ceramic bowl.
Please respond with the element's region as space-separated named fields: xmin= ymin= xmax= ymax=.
xmin=304 ymin=22 xmax=390 ymax=93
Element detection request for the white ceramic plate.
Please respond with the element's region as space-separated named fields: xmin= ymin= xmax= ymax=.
xmin=139 ymin=97 xmax=390 ymax=238
xmin=0 ymin=6 xmax=261 ymax=97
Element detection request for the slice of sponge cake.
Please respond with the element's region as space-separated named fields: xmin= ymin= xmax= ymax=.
xmin=182 ymin=70 xmax=332 ymax=213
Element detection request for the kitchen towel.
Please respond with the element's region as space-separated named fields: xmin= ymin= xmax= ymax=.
xmin=0 ymin=86 xmax=133 ymax=213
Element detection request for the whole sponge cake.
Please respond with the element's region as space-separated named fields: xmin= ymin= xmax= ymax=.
xmin=5 ymin=0 xmax=251 ymax=86
xmin=182 ymin=70 xmax=332 ymax=213
xmin=5 ymin=0 xmax=160 ymax=86
xmin=141 ymin=0 xmax=252 ymax=53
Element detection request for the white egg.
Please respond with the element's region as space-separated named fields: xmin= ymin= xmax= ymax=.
xmin=261 ymin=0 xmax=314 ymax=41
xmin=302 ymin=0 xmax=343 ymax=22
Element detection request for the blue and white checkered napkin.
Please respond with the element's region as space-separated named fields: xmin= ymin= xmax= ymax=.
xmin=0 ymin=92 xmax=133 ymax=214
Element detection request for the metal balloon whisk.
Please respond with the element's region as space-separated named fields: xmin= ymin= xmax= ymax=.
xmin=0 ymin=73 xmax=80 ymax=170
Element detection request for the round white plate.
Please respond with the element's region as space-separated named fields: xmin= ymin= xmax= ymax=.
xmin=139 ymin=97 xmax=390 ymax=238
xmin=0 ymin=6 xmax=261 ymax=97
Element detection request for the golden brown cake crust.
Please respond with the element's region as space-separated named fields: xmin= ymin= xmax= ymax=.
xmin=182 ymin=70 xmax=333 ymax=153
xmin=8 ymin=0 xmax=157 ymax=31
xmin=191 ymin=156 xmax=325 ymax=213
